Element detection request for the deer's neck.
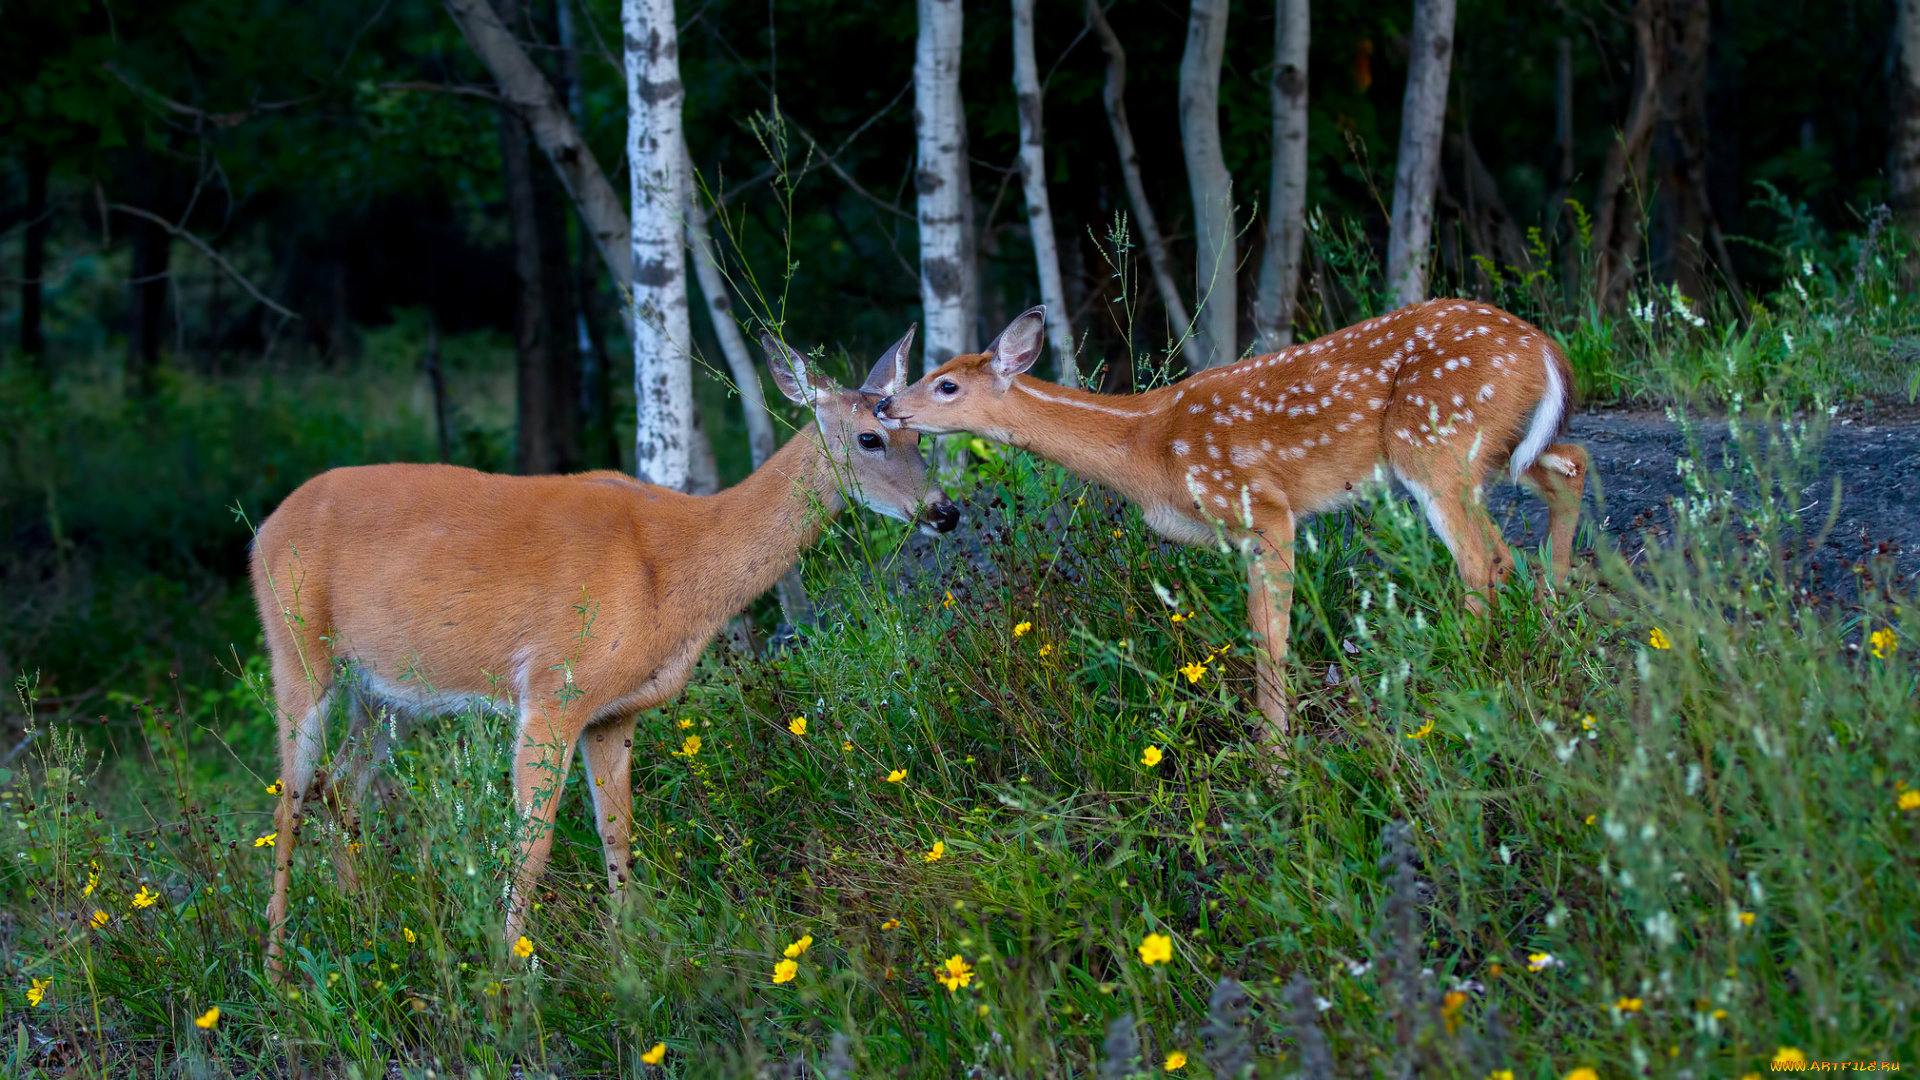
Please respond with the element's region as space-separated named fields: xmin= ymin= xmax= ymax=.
xmin=988 ymin=377 xmax=1172 ymax=504
xmin=681 ymin=422 xmax=841 ymax=611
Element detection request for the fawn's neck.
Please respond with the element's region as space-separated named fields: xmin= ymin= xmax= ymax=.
xmin=988 ymin=376 xmax=1174 ymax=505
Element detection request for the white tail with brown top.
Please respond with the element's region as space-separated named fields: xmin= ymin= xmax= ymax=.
xmin=253 ymin=327 xmax=955 ymax=973
xmin=876 ymin=300 xmax=1587 ymax=749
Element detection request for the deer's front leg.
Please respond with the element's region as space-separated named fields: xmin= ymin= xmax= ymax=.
xmin=1243 ymin=507 xmax=1297 ymax=759
xmin=505 ymin=704 xmax=578 ymax=949
xmin=578 ymin=714 xmax=637 ymax=904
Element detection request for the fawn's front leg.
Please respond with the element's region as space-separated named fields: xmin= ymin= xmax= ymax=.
xmin=1243 ymin=506 xmax=1297 ymax=760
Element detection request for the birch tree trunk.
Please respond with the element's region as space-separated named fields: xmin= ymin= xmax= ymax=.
xmin=1010 ymin=0 xmax=1078 ymax=385
xmin=685 ymin=146 xmax=776 ymax=469
xmin=1085 ymin=0 xmax=1189 ymax=363
xmin=1253 ymin=0 xmax=1309 ymax=352
xmin=1179 ymin=0 xmax=1236 ymax=369
xmin=1896 ymin=0 xmax=1920 ymax=218
xmin=1384 ymin=0 xmax=1456 ymax=309
xmin=915 ymin=0 xmax=978 ymax=373
xmin=625 ymin=0 xmax=693 ymax=489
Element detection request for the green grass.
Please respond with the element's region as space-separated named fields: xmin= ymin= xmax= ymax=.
xmin=1 ymin=202 xmax=1917 ymax=1076
xmin=0 ymin=391 xmax=1914 ymax=1077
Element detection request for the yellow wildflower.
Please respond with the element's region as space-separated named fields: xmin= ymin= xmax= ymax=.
xmin=841 ymin=741 xmax=852 ymax=752
xmin=924 ymin=841 xmax=945 ymax=863
xmin=132 ymin=885 xmax=160 ymax=909
xmin=1614 ymin=996 xmax=1643 ymax=1012
xmin=1170 ymin=612 xmax=1188 ymax=623
xmin=1164 ymin=1049 xmax=1188 ymax=1070
xmin=641 ymin=1042 xmax=666 ymax=1065
xmin=254 ymin=833 xmax=277 ymax=848
xmin=677 ymin=734 xmax=701 ymax=757
xmin=1406 ymin=718 xmax=1435 ymax=740
xmin=1039 ymin=643 xmax=1053 ymax=657
xmin=886 ymin=769 xmax=906 ymax=783
xmin=27 ymin=978 xmax=49 ymax=1007
xmin=936 ymin=954 xmax=973 ymax=992
xmin=1141 ymin=745 xmax=1163 ymax=767
xmin=678 ymin=718 xmax=694 ymax=729
xmin=881 ymin=919 xmax=900 ymax=931
xmin=1137 ymin=932 xmax=1173 ymax=966
xmin=1178 ymin=661 xmax=1208 ymax=683
xmin=1441 ymin=990 xmax=1467 ymax=1033
xmin=1581 ymin=715 xmax=1596 ymax=730
xmin=1584 ymin=814 xmax=1596 ymax=826
xmin=1111 ymin=529 xmax=1124 ymax=538
xmin=1487 ymin=1073 xmax=1514 ymax=1080
xmin=484 ymin=981 xmax=503 ymax=996
xmin=83 ymin=862 xmax=99 ymax=898
xmin=266 ymin=780 xmax=283 ymax=795
xmin=194 ymin=1006 xmax=219 ymax=1029
xmin=1649 ymin=627 xmax=1672 ymax=649
xmin=943 ymin=591 xmax=956 ymax=609
xmin=1527 ymin=952 xmax=1561 ymax=971
xmin=1773 ymin=1048 xmax=1807 ymax=1066
xmin=772 ymin=959 xmax=798 ymax=984
xmin=513 ymin=935 xmax=534 ymax=958
xmin=788 ymin=716 xmax=807 ymax=736
xmin=1014 ymin=621 xmax=1032 ymax=637
xmin=90 ymin=909 xmax=108 ymax=929
xmin=1563 ymin=1070 xmax=1598 ymax=1080
xmin=782 ymin=934 xmax=813 ymax=958
xmin=1738 ymin=911 xmax=1755 ymax=927
xmin=1870 ymin=627 xmax=1897 ymax=658
xmin=1899 ymin=789 xmax=1920 ymax=812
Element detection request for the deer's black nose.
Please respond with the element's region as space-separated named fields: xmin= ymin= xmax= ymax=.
xmin=926 ymin=499 xmax=960 ymax=533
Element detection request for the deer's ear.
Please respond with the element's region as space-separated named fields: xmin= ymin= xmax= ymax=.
xmin=860 ymin=323 xmax=916 ymax=396
xmin=986 ymin=306 xmax=1046 ymax=385
xmin=762 ymin=332 xmax=834 ymax=406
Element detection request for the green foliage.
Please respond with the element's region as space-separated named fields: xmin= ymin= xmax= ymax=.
xmin=1 ymin=380 xmax=1914 ymax=1074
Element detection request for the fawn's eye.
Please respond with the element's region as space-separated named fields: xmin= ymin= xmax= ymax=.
xmin=937 ymin=380 xmax=960 ymax=394
xmin=857 ymin=432 xmax=884 ymax=451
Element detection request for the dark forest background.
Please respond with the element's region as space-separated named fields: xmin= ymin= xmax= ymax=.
xmin=0 ymin=0 xmax=1905 ymax=705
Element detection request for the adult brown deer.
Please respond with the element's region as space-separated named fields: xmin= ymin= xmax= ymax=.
xmin=876 ymin=301 xmax=1586 ymax=751
xmin=252 ymin=327 xmax=955 ymax=974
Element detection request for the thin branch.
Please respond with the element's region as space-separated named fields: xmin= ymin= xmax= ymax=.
xmin=110 ymin=203 xmax=300 ymax=321
xmin=379 ymin=79 xmax=505 ymax=103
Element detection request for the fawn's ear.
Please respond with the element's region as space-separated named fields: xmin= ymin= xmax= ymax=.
xmin=986 ymin=306 xmax=1046 ymax=386
xmin=860 ymin=324 xmax=917 ymax=397
xmin=763 ymin=332 xmax=836 ymax=407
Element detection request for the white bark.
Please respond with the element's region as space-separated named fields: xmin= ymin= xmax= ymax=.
xmin=1892 ymin=0 xmax=1920 ymax=211
xmin=1384 ymin=0 xmax=1456 ymax=308
xmin=1084 ymin=0 xmax=1189 ymax=363
xmin=1010 ymin=0 xmax=1077 ymax=385
xmin=915 ymin=0 xmax=979 ymax=373
xmin=1253 ymin=0 xmax=1309 ymax=352
xmin=1178 ymin=0 xmax=1236 ymax=369
xmin=625 ymin=0 xmax=692 ymax=489
xmin=685 ymin=148 xmax=776 ymax=469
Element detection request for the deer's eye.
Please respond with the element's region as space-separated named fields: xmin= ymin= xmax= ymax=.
xmin=937 ymin=380 xmax=960 ymax=395
xmin=857 ymin=432 xmax=884 ymax=451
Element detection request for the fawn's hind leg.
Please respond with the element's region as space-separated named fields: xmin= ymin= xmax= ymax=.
xmin=1401 ymin=477 xmax=1516 ymax=614
xmin=1520 ymin=443 xmax=1588 ymax=584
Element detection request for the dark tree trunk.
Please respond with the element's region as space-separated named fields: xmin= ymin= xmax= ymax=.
xmin=501 ymin=94 xmax=559 ymax=474
xmin=556 ymin=0 xmax=619 ymax=469
xmin=127 ymin=211 xmax=171 ymax=396
xmin=22 ymin=151 xmax=48 ymax=361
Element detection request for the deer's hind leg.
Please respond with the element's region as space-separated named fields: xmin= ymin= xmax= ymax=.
xmin=267 ymin=651 xmax=333 ymax=977
xmin=1519 ymin=442 xmax=1588 ymax=585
